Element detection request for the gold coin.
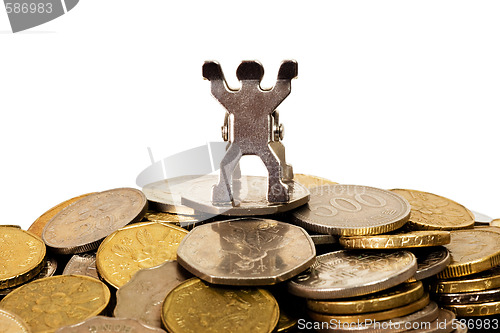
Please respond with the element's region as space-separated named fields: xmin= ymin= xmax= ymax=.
xmin=0 ymin=309 xmax=31 ymax=333
xmin=293 ymin=174 xmax=338 ymax=189
xmin=339 ymin=231 xmax=450 ymax=249
xmin=161 ymin=278 xmax=279 ymax=333
xmin=0 ymin=227 xmax=46 ymax=290
xmin=28 ymin=193 xmax=94 ymax=238
xmin=389 ymin=189 xmax=474 ymax=230
xmin=0 ymin=275 xmax=110 ymax=333
xmin=307 ymin=293 xmax=430 ymax=323
xmin=443 ymin=300 xmax=500 ymax=317
xmin=431 ymin=266 xmax=500 ymax=293
xmin=437 ymin=229 xmax=500 ymax=279
xmin=307 ymin=281 xmax=424 ymax=314
xmin=96 ymin=221 xmax=188 ymax=288
xmin=143 ymin=210 xmax=202 ymax=225
xmin=491 ymin=219 xmax=500 ymax=227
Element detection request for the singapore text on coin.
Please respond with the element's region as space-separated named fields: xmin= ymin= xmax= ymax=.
xmin=307 ymin=292 xmax=430 ymax=323
xmin=287 ymin=250 xmax=417 ymax=299
xmin=437 ymin=229 xmax=500 ymax=279
xmin=42 ymin=188 xmax=148 ymax=254
xmin=389 ymin=189 xmax=474 ymax=230
xmin=176 ymin=218 xmax=316 ymax=285
xmin=114 ymin=260 xmax=191 ymax=328
xmin=339 ymin=231 xmax=450 ymax=249
xmin=0 ymin=275 xmax=110 ymax=333
xmin=306 ymin=281 xmax=424 ymax=314
xmin=0 ymin=227 xmax=46 ymax=290
xmin=431 ymin=265 xmax=500 ymax=293
xmin=161 ymin=278 xmax=280 ymax=333
xmin=291 ymin=185 xmax=411 ymax=236
xmin=96 ymin=221 xmax=188 ymax=288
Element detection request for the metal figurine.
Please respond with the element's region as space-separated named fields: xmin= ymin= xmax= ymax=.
xmin=203 ymin=60 xmax=297 ymax=205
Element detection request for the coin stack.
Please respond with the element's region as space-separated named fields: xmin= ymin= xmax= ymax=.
xmin=1 ymin=176 xmax=500 ymax=333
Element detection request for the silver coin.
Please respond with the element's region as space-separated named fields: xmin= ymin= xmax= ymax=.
xmin=0 ymin=256 xmax=57 ymax=299
xmin=405 ymin=308 xmax=455 ymax=333
xmin=143 ymin=175 xmax=202 ymax=215
xmin=312 ymin=301 xmax=440 ymax=333
xmin=62 ymin=252 xmax=98 ymax=280
xmin=42 ymin=188 xmax=148 ymax=254
xmin=114 ymin=261 xmax=191 ymax=328
xmin=470 ymin=210 xmax=493 ymax=224
xmin=310 ymin=234 xmax=338 ymax=245
xmin=411 ymin=247 xmax=451 ymax=280
xmin=177 ymin=218 xmax=316 ymax=285
xmin=291 ymin=185 xmax=411 ymax=236
xmin=434 ymin=287 xmax=500 ymax=305
xmin=181 ymin=175 xmax=310 ymax=216
xmin=287 ymin=250 xmax=417 ymax=299
xmin=55 ymin=316 xmax=166 ymax=333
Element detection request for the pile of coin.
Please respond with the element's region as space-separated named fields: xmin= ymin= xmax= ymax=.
xmin=1 ymin=175 xmax=499 ymax=333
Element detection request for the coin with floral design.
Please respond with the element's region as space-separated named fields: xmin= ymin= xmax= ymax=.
xmin=0 ymin=275 xmax=110 ymax=333
xmin=96 ymin=222 xmax=188 ymax=288
xmin=389 ymin=189 xmax=474 ymax=230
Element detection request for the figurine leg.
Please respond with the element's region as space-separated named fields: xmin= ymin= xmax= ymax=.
xmin=212 ymin=143 xmax=242 ymax=205
xmin=258 ymin=147 xmax=290 ymax=203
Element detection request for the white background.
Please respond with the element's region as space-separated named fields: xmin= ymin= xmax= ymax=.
xmin=1 ymin=1 xmax=499 ymax=230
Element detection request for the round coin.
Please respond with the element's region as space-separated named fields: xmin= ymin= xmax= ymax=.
xmin=0 ymin=227 xmax=46 ymax=290
xmin=431 ymin=265 xmax=500 ymax=293
xmin=287 ymin=250 xmax=417 ymax=299
xmin=491 ymin=219 xmax=500 ymax=227
xmin=307 ymin=281 xmax=424 ymax=314
xmin=181 ymin=175 xmax=310 ymax=216
xmin=389 ymin=189 xmax=474 ymax=230
xmin=443 ymin=300 xmax=500 ymax=317
xmin=96 ymin=221 xmax=188 ymax=288
xmin=28 ymin=193 xmax=95 ymax=238
xmin=411 ymin=246 xmax=451 ymax=281
xmin=291 ymin=185 xmax=410 ymax=236
xmin=62 ymin=253 xmax=98 ymax=280
xmin=143 ymin=175 xmax=203 ymax=215
xmin=293 ymin=173 xmax=338 ymax=189
xmin=0 ymin=309 xmax=31 ymax=333
xmin=55 ymin=316 xmax=166 ymax=333
xmin=437 ymin=229 xmax=500 ymax=279
xmin=307 ymin=293 xmax=430 ymax=323
xmin=114 ymin=260 xmax=191 ymax=328
xmin=42 ymin=188 xmax=148 ymax=254
xmin=0 ymin=275 xmax=110 ymax=333
xmin=310 ymin=234 xmax=338 ymax=245
xmin=434 ymin=287 xmax=500 ymax=305
xmin=176 ymin=218 xmax=316 ymax=285
xmin=340 ymin=231 xmax=450 ymax=249
xmin=161 ymin=278 xmax=279 ymax=333
xmin=311 ymin=301 xmax=440 ymax=333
